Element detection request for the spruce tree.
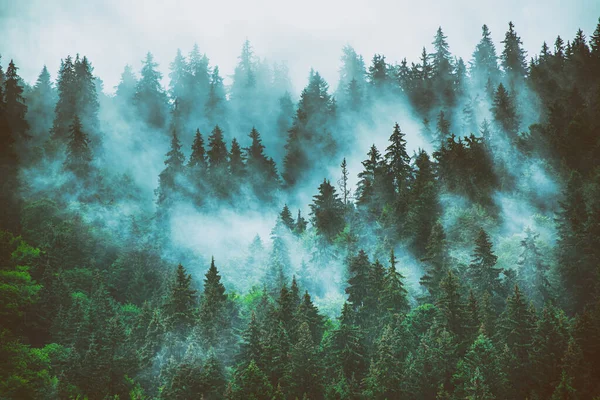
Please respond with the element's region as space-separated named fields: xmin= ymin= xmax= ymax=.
xmin=470 ymin=24 xmax=501 ymax=90
xmin=280 ymin=205 xmax=295 ymax=231
xmin=286 ymin=321 xmax=323 ymax=400
xmin=3 ymin=60 xmax=29 ymax=139
xmin=467 ymin=229 xmax=503 ymax=305
xmin=155 ymin=129 xmax=184 ymax=209
xmin=52 ymin=55 xmax=77 ymax=140
xmin=135 ymin=52 xmax=169 ymax=129
xmin=517 ymin=228 xmax=550 ymax=309
xmin=384 ymin=123 xmax=412 ymax=196
xmin=491 ymin=83 xmax=519 ymax=136
xmin=27 ymin=65 xmax=57 ymax=138
xmin=380 ymin=249 xmax=410 ymax=322
xmin=501 ymin=22 xmax=528 ymax=82
xmin=164 ymin=264 xmax=198 ymax=334
xmin=420 ymin=222 xmax=449 ymax=301
xmin=205 ymin=66 xmax=227 ymax=128
xmin=199 ymin=257 xmax=229 ymax=347
xmin=63 ymin=115 xmax=92 ymax=178
xmin=309 ymin=179 xmax=345 ymax=242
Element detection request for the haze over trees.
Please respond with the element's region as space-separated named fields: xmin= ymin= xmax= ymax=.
xmin=1 ymin=17 xmax=600 ymax=400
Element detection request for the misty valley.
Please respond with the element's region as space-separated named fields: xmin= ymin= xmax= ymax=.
xmin=2 ymin=16 xmax=600 ymax=400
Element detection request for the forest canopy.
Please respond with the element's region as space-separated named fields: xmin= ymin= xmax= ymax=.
xmin=1 ymin=15 xmax=600 ymax=400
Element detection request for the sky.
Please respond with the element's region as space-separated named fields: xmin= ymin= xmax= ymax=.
xmin=1 ymin=0 xmax=599 ymax=94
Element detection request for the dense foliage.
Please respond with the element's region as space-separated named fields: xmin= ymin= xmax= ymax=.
xmin=1 ymin=19 xmax=600 ymax=399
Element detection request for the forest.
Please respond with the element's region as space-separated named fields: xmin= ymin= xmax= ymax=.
xmin=1 ymin=16 xmax=600 ymax=400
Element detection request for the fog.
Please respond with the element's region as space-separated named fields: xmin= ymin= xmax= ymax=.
xmin=2 ymin=0 xmax=598 ymax=94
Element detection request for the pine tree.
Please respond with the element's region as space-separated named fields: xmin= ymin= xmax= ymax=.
xmin=245 ymin=127 xmax=279 ymax=198
xmin=295 ymin=291 xmax=325 ymax=345
xmin=517 ymin=228 xmax=550 ymax=309
xmin=491 ymin=83 xmax=519 ymax=136
xmin=3 ymin=60 xmax=29 ymax=139
xmin=155 ymin=129 xmax=184 ymax=209
xmin=207 ymin=125 xmax=229 ymax=198
xmin=238 ymin=312 xmax=264 ymax=370
xmin=27 ymin=65 xmax=57 ymax=138
xmin=309 ymin=179 xmax=345 ymax=242
xmin=230 ymin=360 xmax=273 ymax=400
xmin=63 ymin=115 xmax=92 ymax=178
xmin=356 ymin=144 xmax=392 ymax=217
xmin=168 ymin=49 xmax=192 ymax=122
xmin=199 ymin=257 xmax=229 ymax=347
xmin=467 ymin=229 xmax=503 ymax=306
xmin=188 ymin=43 xmax=211 ymax=118
xmin=229 ymin=137 xmax=245 ymax=182
xmin=452 ymin=334 xmax=507 ymax=399
xmin=73 ymin=55 xmax=99 ymax=133
xmin=431 ymin=27 xmax=455 ymax=106
xmin=135 ymin=52 xmax=169 ymax=129
xmin=470 ymin=24 xmax=501 ymax=90
xmin=380 ymin=249 xmax=410 ymax=322
xmin=164 ymin=264 xmax=198 ymax=334
xmin=499 ymin=285 xmax=535 ymax=398
xmin=346 ymin=250 xmax=371 ymax=312
xmin=420 ymin=222 xmax=449 ymax=301
xmin=280 ymin=205 xmax=295 ymax=231
xmin=436 ymin=270 xmax=465 ymax=338
xmin=294 ymin=210 xmax=308 ymax=236
xmin=501 ymin=22 xmax=528 ymax=82
xmin=286 ymin=322 xmax=323 ymax=399
xmin=205 ymin=66 xmax=227 ymax=128
xmin=385 ymin=123 xmax=412 ymax=196
xmin=327 ymin=302 xmax=368 ymax=386
xmin=115 ymin=64 xmax=137 ymax=106
xmin=52 ymin=56 xmax=77 ymax=140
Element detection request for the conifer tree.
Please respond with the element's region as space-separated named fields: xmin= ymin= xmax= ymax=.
xmin=380 ymin=249 xmax=410 ymax=322
xmin=517 ymin=228 xmax=550 ymax=309
xmin=294 ymin=210 xmax=308 ymax=236
xmin=420 ymin=222 xmax=449 ymax=301
xmin=27 ymin=65 xmax=57 ymax=137
xmin=199 ymin=257 xmax=229 ymax=347
xmin=238 ymin=312 xmax=264 ymax=370
xmin=309 ymin=179 xmax=345 ymax=242
xmin=164 ymin=264 xmax=198 ymax=334
xmin=286 ymin=321 xmax=324 ymax=399
xmin=207 ymin=125 xmax=229 ymax=198
xmin=245 ymin=127 xmax=279 ymax=197
xmin=115 ymin=64 xmax=137 ymax=106
xmin=346 ymin=250 xmax=371 ymax=313
xmin=471 ymin=24 xmax=501 ymax=90
xmin=3 ymin=60 xmax=29 ymax=139
xmin=229 ymin=137 xmax=245 ymax=181
xmin=295 ymin=291 xmax=325 ymax=345
xmin=431 ymin=27 xmax=455 ymax=106
xmin=52 ymin=55 xmax=77 ymax=140
xmin=230 ymin=360 xmax=273 ymax=400
xmin=280 ymin=205 xmax=295 ymax=231
xmin=384 ymin=123 xmax=412 ymax=196
xmin=491 ymin=83 xmax=519 ymax=136
xmin=63 ymin=115 xmax=92 ymax=178
xmin=436 ymin=270 xmax=465 ymax=338
xmin=135 ymin=52 xmax=169 ymax=129
xmin=467 ymin=229 xmax=503 ymax=306
xmin=501 ymin=22 xmax=528 ymax=82
xmin=73 ymin=55 xmax=99 ymax=133
xmin=155 ymin=129 xmax=184 ymax=209
xmin=205 ymin=66 xmax=227 ymax=128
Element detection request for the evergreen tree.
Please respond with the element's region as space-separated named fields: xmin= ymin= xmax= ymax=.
xmin=63 ymin=115 xmax=92 ymax=178
xmin=431 ymin=27 xmax=455 ymax=106
xmin=309 ymin=179 xmax=345 ymax=242
xmin=286 ymin=321 xmax=323 ymax=399
xmin=135 ymin=52 xmax=169 ymax=129
xmin=199 ymin=257 xmax=229 ymax=348
xmin=230 ymin=360 xmax=273 ymax=400
xmin=245 ymin=127 xmax=279 ymax=198
xmin=3 ymin=60 xmax=29 ymax=139
xmin=380 ymin=249 xmax=410 ymax=322
xmin=115 ymin=64 xmax=137 ymax=106
xmin=205 ymin=66 xmax=227 ymax=129
xmin=491 ymin=83 xmax=519 ymax=136
xmin=207 ymin=125 xmax=229 ymax=198
xmin=27 ymin=65 xmax=57 ymax=138
xmin=346 ymin=250 xmax=371 ymax=313
xmin=238 ymin=312 xmax=264 ymax=370
xmin=229 ymin=137 xmax=246 ymax=183
xmin=52 ymin=55 xmax=77 ymax=140
xmin=384 ymin=123 xmax=412 ymax=196
xmin=420 ymin=222 xmax=449 ymax=301
xmin=280 ymin=205 xmax=295 ymax=231
xmin=467 ymin=229 xmax=503 ymax=306
xmin=436 ymin=270 xmax=465 ymax=338
xmin=517 ymin=228 xmax=550 ymax=309
xmin=471 ymin=24 xmax=501 ymax=90
xmin=501 ymin=22 xmax=528 ymax=82
xmin=295 ymin=291 xmax=325 ymax=345
xmin=294 ymin=210 xmax=308 ymax=236
xmin=155 ymin=129 xmax=185 ymax=209
xmin=164 ymin=264 xmax=198 ymax=334
xmin=73 ymin=55 xmax=99 ymax=133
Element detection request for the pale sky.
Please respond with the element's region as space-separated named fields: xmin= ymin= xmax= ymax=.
xmin=1 ymin=0 xmax=598 ymax=94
